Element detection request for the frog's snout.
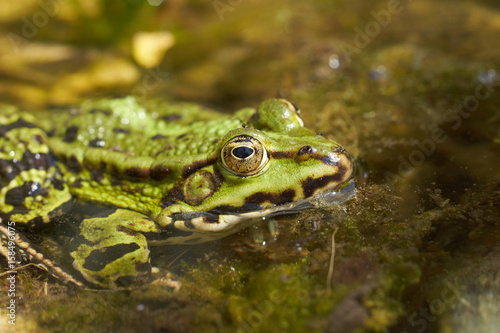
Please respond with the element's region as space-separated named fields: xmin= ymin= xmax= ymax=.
xmin=292 ymin=142 xmax=354 ymax=198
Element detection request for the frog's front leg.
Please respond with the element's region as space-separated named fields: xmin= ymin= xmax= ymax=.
xmin=71 ymin=209 xmax=162 ymax=289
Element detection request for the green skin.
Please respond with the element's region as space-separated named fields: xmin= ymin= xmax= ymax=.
xmin=0 ymin=97 xmax=353 ymax=288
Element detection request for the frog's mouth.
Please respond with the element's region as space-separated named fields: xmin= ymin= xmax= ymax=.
xmin=157 ymin=180 xmax=357 ymax=245
xmin=213 ymin=179 xmax=356 ymax=219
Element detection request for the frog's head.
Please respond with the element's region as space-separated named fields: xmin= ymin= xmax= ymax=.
xmin=216 ymin=127 xmax=353 ymax=203
xmin=218 ymin=98 xmax=353 ymax=204
xmin=162 ymin=99 xmax=354 ymax=241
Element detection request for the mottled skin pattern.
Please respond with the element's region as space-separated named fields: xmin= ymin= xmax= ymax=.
xmin=0 ymin=97 xmax=354 ymax=288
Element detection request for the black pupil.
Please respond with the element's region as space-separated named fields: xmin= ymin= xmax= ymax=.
xmin=233 ymin=147 xmax=254 ymax=159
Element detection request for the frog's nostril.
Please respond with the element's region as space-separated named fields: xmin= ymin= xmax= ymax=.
xmin=298 ymin=145 xmax=313 ymax=156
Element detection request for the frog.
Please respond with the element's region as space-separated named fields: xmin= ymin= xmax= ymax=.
xmin=0 ymin=97 xmax=355 ymax=289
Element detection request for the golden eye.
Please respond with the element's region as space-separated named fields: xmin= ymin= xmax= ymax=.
xmin=221 ymin=135 xmax=269 ymax=176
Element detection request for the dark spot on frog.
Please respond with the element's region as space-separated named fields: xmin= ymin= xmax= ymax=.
xmin=212 ymin=139 xmax=219 ymax=145
xmin=113 ymin=128 xmax=130 ymax=134
xmin=0 ymin=118 xmax=37 ymax=136
xmin=24 ymin=150 xmax=52 ymax=170
xmin=154 ymin=145 xmax=176 ymax=157
xmin=162 ymin=114 xmax=182 ymax=122
xmin=94 ymin=140 xmax=108 ymax=150
xmin=245 ymin=189 xmax=296 ymax=207
xmin=117 ymin=225 xmax=139 ymax=236
xmin=89 ymin=108 xmax=112 ymax=116
xmin=70 ymin=234 xmax=96 ymax=250
xmin=203 ymin=213 xmax=220 ymax=224
xmin=66 ymin=155 xmax=83 ymax=173
xmin=90 ymin=169 xmax=104 ymax=183
xmin=33 ymin=135 xmax=44 ymax=144
xmin=151 ymin=134 xmax=165 ymax=140
xmin=82 ymin=243 xmax=141 ymax=271
xmin=51 ymin=177 xmax=65 ymax=191
xmin=301 ymin=168 xmax=347 ymax=198
xmin=88 ymin=138 xmax=106 ymax=148
xmin=4 ymin=181 xmax=47 ymax=208
xmin=161 ymin=185 xmax=183 ymax=209
xmin=150 ymin=164 xmax=171 ymax=181
xmin=63 ymin=125 xmax=79 ymax=143
xmin=0 ymin=150 xmax=53 ymax=182
xmin=125 ymin=167 xmax=150 ymax=179
xmin=210 ymin=189 xmax=297 ymax=214
xmin=177 ymin=133 xmax=187 ymax=140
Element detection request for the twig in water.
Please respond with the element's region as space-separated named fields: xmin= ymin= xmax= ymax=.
xmin=326 ymin=227 xmax=339 ymax=292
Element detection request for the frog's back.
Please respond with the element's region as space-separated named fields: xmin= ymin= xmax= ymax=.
xmin=18 ymin=97 xmax=255 ymax=218
xmin=38 ymin=97 xmax=254 ymax=159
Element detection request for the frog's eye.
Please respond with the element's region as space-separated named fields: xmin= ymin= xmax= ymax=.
xmin=277 ymin=99 xmax=304 ymax=127
xmin=278 ymin=99 xmax=300 ymax=114
xmin=221 ymin=135 xmax=269 ymax=176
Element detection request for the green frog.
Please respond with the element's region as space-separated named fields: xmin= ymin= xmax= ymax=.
xmin=0 ymin=97 xmax=354 ymax=289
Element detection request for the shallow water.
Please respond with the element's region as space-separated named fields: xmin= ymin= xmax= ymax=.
xmin=0 ymin=1 xmax=499 ymax=332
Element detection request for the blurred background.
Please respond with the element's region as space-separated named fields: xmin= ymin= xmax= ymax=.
xmin=0 ymin=1 xmax=499 ymax=332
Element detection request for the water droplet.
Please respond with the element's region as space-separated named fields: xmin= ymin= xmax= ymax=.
xmin=370 ymin=65 xmax=388 ymax=81
xmin=329 ymin=54 xmax=340 ymax=69
xmin=478 ymin=69 xmax=497 ymax=85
